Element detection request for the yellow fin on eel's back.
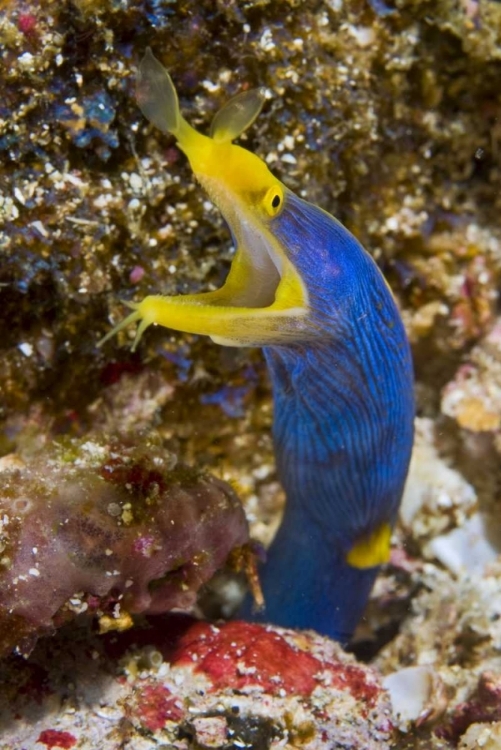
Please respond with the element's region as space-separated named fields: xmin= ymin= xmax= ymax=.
xmin=209 ymin=87 xmax=266 ymax=143
xmin=136 ymin=48 xmax=182 ymax=135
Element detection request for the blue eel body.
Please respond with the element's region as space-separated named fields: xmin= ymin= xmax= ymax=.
xmin=243 ymin=192 xmax=414 ymax=642
xmin=104 ymin=52 xmax=415 ymax=643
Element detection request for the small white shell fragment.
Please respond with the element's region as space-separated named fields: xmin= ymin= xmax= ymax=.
xmin=427 ymin=513 xmax=501 ymax=576
xmin=346 ymin=24 xmax=376 ymax=47
xmin=18 ymin=342 xmax=33 ymax=357
xmin=383 ymin=665 xmax=434 ymax=727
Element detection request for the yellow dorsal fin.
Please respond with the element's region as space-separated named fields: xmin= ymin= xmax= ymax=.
xmin=210 ymin=88 xmax=266 ymax=143
xmin=136 ymin=48 xmax=183 ymax=135
xmin=136 ymin=49 xmax=216 ymax=174
xmin=346 ymin=522 xmax=392 ymax=569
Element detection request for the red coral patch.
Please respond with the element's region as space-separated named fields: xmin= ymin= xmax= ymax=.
xmin=435 ymin=671 xmax=501 ymax=742
xmin=172 ymin=620 xmax=322 ymax=695
xmin=100 ymin=456 xmax=165 ymax=497
xmin=37 ymin=730 xmax=76 ymax=749
xmin=134 ymin=683 xmax=184 ymax=732
xmin=171 ymin=620 xmax=380 ymax=706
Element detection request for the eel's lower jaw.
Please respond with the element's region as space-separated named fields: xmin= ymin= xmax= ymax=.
xmin=208 ymin=306 xmax=310 ymax=346
xmin=209 ymin=274 xmax=311 ymax=347
xmin=199 ymin=250 xmax=310 ymax=346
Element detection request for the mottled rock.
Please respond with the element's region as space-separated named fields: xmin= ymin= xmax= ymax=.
xmin=1 ymin=0 xmax=501 ymax=430
xmin=0 ymin=616 xmax=395 ymax=749
xmin=0 ymin=436 xmax=248 ymax=657
xmin=459 ymin=721 xmax=501 ymax=750
xmin=400 ymin=416 xmax=477 ymax=537
xmin=376 ymin=561 xmax=501 ymax=744
xmin=442 ymin=318 xmax=501 ymax=434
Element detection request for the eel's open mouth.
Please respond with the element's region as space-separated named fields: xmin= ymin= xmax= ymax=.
xmin=196 ymin=178 xmax=306 ymax=311
xmin=98 ymin=190 xmax=309 ymax=351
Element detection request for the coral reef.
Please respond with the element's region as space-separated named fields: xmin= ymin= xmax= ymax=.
xmin=0 ymin=616 xmax=394 ymax=749
xmin=0 ymin=437 xmax=248 ymax=657
xmin=1 ymin=0 xmax=501 ymax=745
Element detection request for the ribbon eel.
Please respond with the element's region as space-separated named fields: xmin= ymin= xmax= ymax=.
xmin=101 ymin=49 xmax=415 ymax=643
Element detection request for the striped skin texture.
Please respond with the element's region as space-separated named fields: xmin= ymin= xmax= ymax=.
xmin=244 ymin=191 xmax=414 ymax=642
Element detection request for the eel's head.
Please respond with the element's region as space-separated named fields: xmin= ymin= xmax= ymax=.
xmin=135 ymin=50 xmax=311 ymax=348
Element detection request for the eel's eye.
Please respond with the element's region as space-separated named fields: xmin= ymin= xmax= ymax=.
xmin=264 ymin=185 xmax=283 ymax=217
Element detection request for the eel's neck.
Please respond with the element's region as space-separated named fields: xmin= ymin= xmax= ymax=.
xmin=263 ymin=331 xmax=414 ymax=546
